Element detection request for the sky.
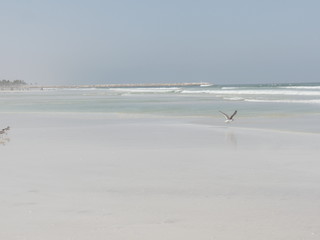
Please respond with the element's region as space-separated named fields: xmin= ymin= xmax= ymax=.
xmin=0 ymin=0 xmax=319 ymax=85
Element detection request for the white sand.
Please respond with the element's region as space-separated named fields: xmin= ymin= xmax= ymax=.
xmin=0 ymin=113 xmax=319 ymax=240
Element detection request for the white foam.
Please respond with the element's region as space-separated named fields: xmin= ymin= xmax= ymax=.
xmin=43 ymin=88 xmax=60 ymax=91
xmin=221 ymin=87 xmax=239 ymax=90
xmin=223 ymin=97 xmax=245 ymax=101
xmin=109 ymin=87 xmax=182 ymax=94
xmin=244 ymin=99 xmax=320 ymax=104
xmin=181 ymin=89 xmax=320 ymax=96
xmin=282 ymin=86 xmax=320 ymax=90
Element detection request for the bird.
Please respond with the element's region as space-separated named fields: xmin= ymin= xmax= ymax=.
xmin=0 ymin=126 xmax=10 ymax=136
xmin=219 ymin=110 xmax=237 ymax=123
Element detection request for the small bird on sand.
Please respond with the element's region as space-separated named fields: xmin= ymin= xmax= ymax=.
xmin=219 ymin=110 xmax=237 ymax=123
xmin=0 ymin=126 xmax=10 ymax=135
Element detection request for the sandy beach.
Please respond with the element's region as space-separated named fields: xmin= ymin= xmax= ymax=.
xmin=2 ymin=0 xmax=320 ymax=238
xmin=0 ymin=112 xmax=319 ymax=240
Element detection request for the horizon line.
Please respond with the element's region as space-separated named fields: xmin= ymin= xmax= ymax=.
xmin=27 ymin=82 xmax=212 ymax=88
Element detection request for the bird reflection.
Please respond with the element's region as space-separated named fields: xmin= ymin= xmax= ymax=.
xmin=225 ymin=130 xmax=237 ymax=149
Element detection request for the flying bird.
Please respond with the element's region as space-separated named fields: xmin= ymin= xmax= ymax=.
xmin=219 ymin=110 xmax=237 ymax=123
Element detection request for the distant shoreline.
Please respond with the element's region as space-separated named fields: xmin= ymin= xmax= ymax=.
xmin=27 ymin=82 xmax=212 ymax=89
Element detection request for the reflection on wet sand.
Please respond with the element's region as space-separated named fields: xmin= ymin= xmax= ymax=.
xmin=225 ymin=130 xmax=237 ymax=149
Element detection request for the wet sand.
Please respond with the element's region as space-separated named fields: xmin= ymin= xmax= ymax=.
xmin=0 ymin=113 xmax=319 ymax=240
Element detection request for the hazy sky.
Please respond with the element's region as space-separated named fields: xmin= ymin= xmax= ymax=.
xmin=1 ymin=0 xmax=319 ymax=85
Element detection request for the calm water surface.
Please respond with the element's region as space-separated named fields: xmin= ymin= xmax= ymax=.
xmin=1 ymin=83 xmax=320 ymax=118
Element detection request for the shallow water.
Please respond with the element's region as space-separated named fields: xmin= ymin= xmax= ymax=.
xmin=1 ymin=83 xmax=320 ymax=239
xmin=1 ymin=83 xmax=320 ymax=118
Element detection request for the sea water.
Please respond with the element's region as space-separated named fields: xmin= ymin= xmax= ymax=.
xmin=1 ymin=83 xmax=319 ymax=118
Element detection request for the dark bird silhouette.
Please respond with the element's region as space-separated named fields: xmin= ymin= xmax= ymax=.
xmin=219 ymin=110 xmax=237 ymax=123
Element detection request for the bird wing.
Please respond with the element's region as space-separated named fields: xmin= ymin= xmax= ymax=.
xmin=219 ymin=111 xmax=230 ymax=120
xmin=230 ymin=110 xmax=237 ymax=119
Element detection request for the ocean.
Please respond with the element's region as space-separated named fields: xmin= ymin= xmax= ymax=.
xmin=1 ymin=83 xmax=320 ymax=239
xmin=1 ymin=82 xmax=319 ymax=118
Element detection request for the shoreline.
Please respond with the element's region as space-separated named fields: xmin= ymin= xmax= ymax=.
xmin=1 ymin=111 xmax=320 ymax=134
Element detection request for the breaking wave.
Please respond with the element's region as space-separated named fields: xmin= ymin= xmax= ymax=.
xmin=244 ymin=99 xmax=320 ymax=104
xmin=181 ymin=89 xmax=320 ymax=96
xmin=108 ymin=87 xmax=182 ymax=94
